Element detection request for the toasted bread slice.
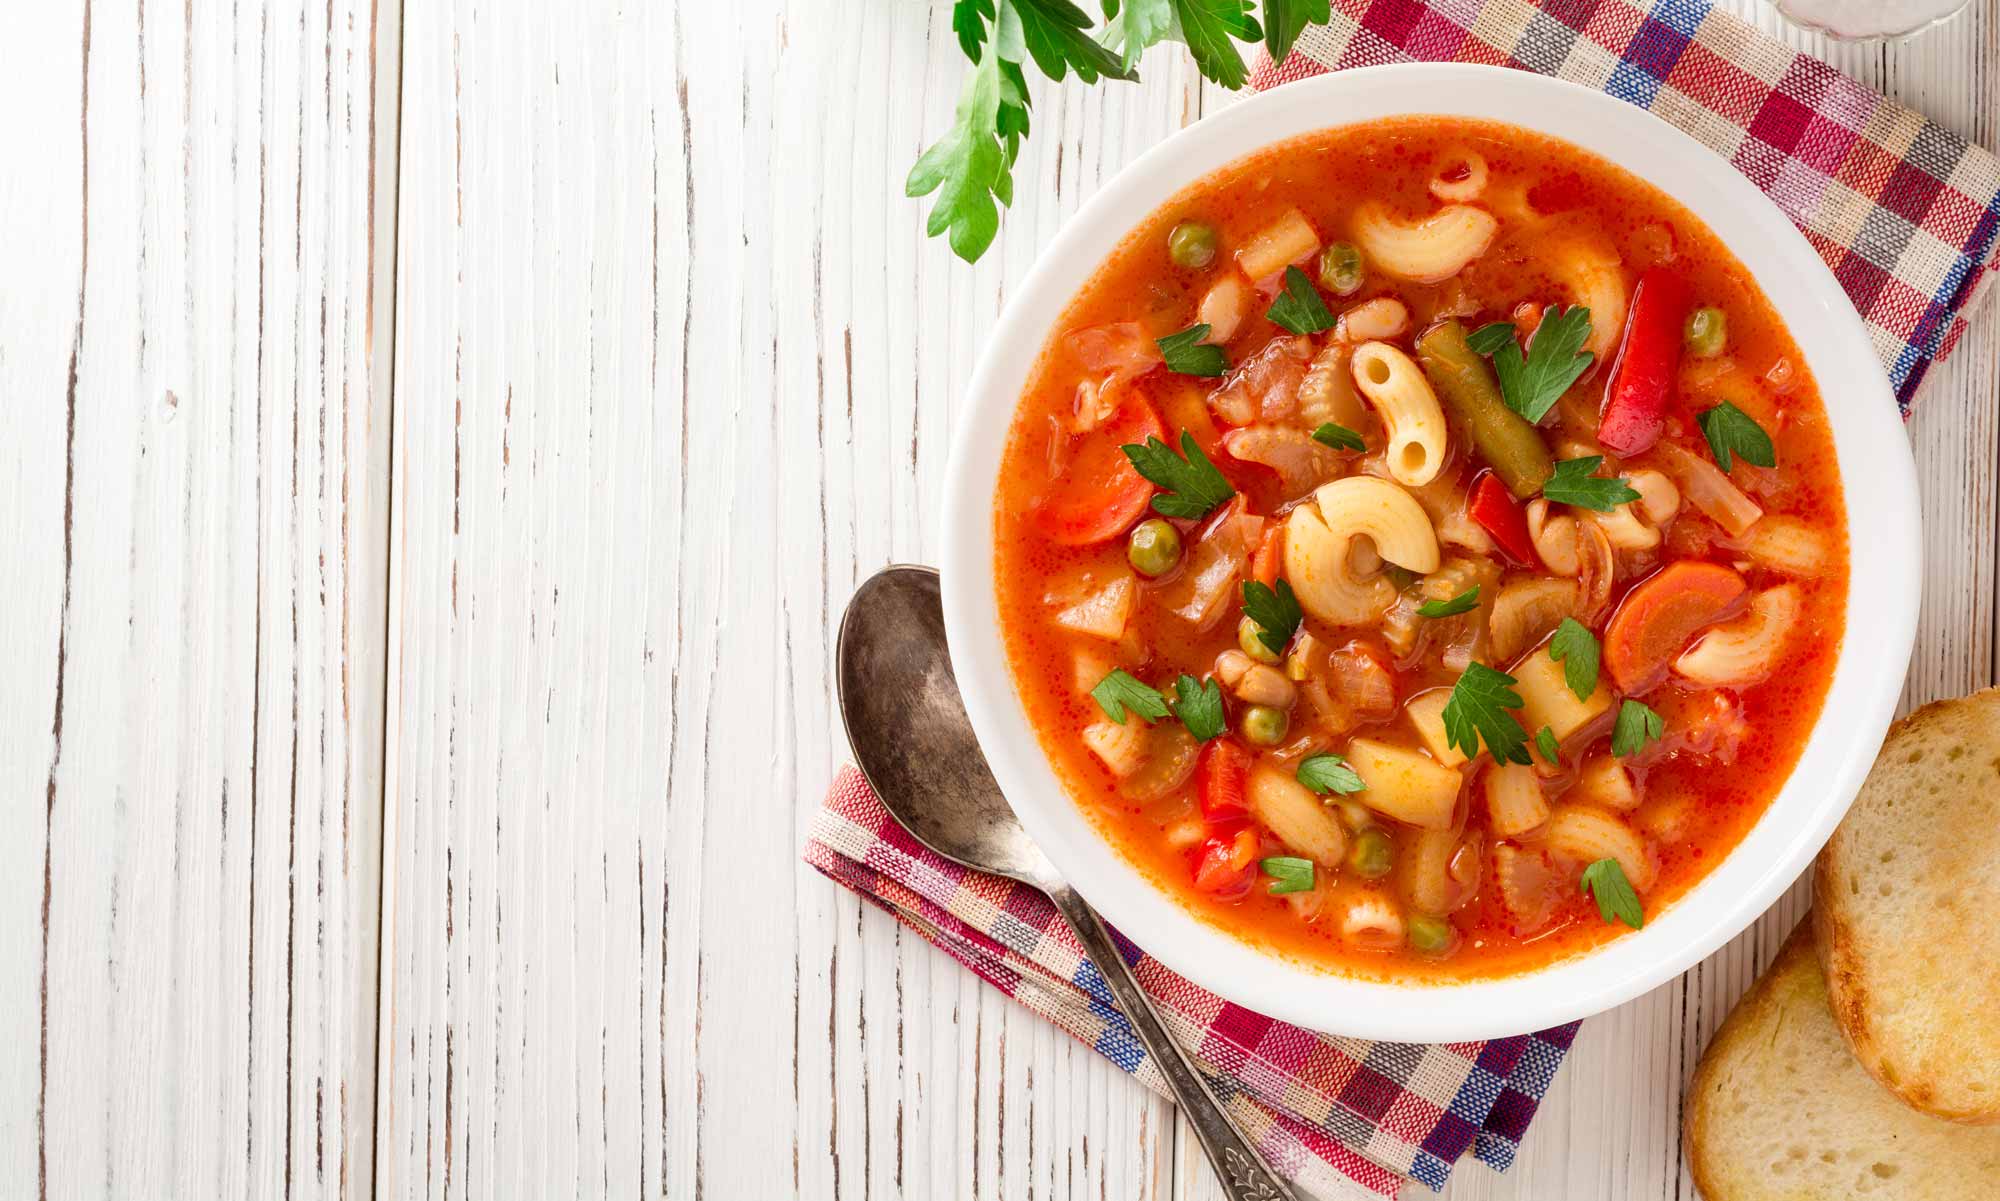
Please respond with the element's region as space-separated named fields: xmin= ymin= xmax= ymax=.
xmin=1684 ymin=920 xmax=2000 ymax=1199
xmin=1813 ymin=687 xmax=2000 ymax=1124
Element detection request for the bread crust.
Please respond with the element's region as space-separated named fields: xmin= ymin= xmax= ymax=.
xmin=1812 ymin=687 xmax=2000 ymax=1126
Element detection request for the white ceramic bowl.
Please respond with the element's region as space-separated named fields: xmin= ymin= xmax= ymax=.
xmin=939 ymin=64 xmax=1920 ymax=1041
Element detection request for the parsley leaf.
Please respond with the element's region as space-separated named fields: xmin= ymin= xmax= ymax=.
xmin=1548 ymin=618 xmax=1601 ymax=701
xmin=1121 ymin=431 xmax=1236 ymax=519
xmin=1171 ymin=0 xmax=1263 ymax=89
xmin=1611 ymin=699 xmax=1665 ymax=757
xmin=1241 ymin=579 xmax=1302 ymax=654
xmin=1172 ymin=674 xmax=1227 ymax=742
xmin=1464 ymin=321 xmax=1516 ymax=356
xmin=1261 ymin=0 xmax=1330 ymax=66
xmin=1697 ymin=401 xmax=1777 ymax=472
xmin=1091 ymin=669 xmax=1171 ymax=724
xmin=1440 ymin=662 xmax=1532 ymax=765
xmin=1580 ymin=858 xmax=1644 ymax=929
xmin=1311 ymin=422 xmax=1365 ymax=452
xmin=1534 ymin=725 xmax=1561 ymax=764
xmin=1296 ymin=752 xmax=1365 ymax=795
xmin=1156 ymin=323 xmax=1231 ymax=377
xmin=906 ymin=54 xmax=1013 ymax=262
xmin=1477 ymin=305 xmax=1595 ymax=423
xmin=1264 ymin=265 xmax=1334 ymax=335
xmin=1260 ymin=855 xmax=1315 ymax=895
xmin=1542 ymin=456 xmax=1643 ymax=512
xmin=1418 ymin=585 xmax=1480 ymax=619
xmin=953 ymin=0 xmax=996 ymax=59
xmin=1011 ymin=0 xmax=1137 ymax=83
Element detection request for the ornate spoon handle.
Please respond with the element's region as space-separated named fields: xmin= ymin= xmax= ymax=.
xmin=1046 ymin=884 xmax=1301 ymax=1201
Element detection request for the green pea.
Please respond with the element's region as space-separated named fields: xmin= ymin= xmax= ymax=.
xmin=1685 ymin=306 xmax=1727 ymax=358
xmin=1239 ymin=704 xmax=1289 ymax=747
xmin=1407 ymin=914 xmax=1456 ymax=955
xmin=1167 ymin=221 xmax=1218 ymax=269
xmin=1317 ymin=242 xmax=1365 ymax=296
xmin=1126 ymin=519 xmax=1182 ymax=578
xmin=1346 ymin=827 xmax=1394 ymax=879
xmin=1237 ymin=616 xmax=1282 ymax=664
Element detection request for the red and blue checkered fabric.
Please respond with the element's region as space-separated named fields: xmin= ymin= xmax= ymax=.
xmin=1249 ymin=0 xmax=2000 ymax=414
xmin=806 ymin=767 xmax=1578 ymax=1197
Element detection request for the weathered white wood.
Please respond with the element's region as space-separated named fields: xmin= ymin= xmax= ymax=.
xmin=367 ymin=0 xmax=1991 ymax=1199
xmin=0 ymin=0 xmax=389 ymax=1197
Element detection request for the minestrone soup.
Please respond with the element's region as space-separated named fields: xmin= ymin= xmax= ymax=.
xmin=994 ymin=118 xmax=1848 ymax=980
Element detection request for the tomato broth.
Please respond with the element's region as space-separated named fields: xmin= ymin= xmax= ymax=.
xmin=993 ymin=118 xmax=1848 ymax=981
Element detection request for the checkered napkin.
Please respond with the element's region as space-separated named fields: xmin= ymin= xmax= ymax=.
xmin=806 ymin=766 xmax=1577 ymax=1198
xmin=1248 ymin=0 xmax=2000 ymax=414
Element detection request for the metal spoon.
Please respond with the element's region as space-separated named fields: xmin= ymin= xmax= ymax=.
xmin=836 ymin=565 xmax=1300 ymax=1201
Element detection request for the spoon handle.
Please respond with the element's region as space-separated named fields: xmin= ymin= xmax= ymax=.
xmin=1046 ymin=884 xmax=1302 ymax=1201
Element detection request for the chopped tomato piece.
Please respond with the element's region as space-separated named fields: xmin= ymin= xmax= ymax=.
xmin=1197 ymin=738 xmax=1252 ymax=820
xmin=1603 ymin=561 xmax=1749 ymax=694
xmin=1598 ymin=267 xmax=1695 ymax=457
xmin=1031 ymin=394 xmax=1165 ymax=545
xmin=1250 ymin=526 xmax=1284 ymax=589
xmin=1466 ymin=471 xmax=1538 ymax=565
xmin=1191 ymin=828 xmax=1259 ymax=899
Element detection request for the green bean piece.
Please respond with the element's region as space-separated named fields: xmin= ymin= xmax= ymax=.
xmin=1238 ymin=616 xmax=1282 ymax=664
xmin=1346 ymin=827 xmax=1394 ymax=879
xmin=1167 ymin=221 xmax=1218 ymax=269
xmin=1407 ymin=913 xmax=1455 ymax=954
xmin=1239 ymin=705 xmax=1290 ymax=747
xmin=1126 ymin=519 xmax=1182 ymax=578
xmin=1317 ymin=242 xmax=1365 ymax=296
xmin=1685 ymin=306 xmax=1727 ymax=358
xmin=1415 ymin=320 xmax=1555 ymax=499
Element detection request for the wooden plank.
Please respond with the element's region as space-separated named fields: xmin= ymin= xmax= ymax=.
xmin=0 ymin=0 xmax=389 ymax=1196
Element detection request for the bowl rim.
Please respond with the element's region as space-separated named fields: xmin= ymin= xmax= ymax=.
xmin=938 ymin=63 xmax=1920 ymax=1041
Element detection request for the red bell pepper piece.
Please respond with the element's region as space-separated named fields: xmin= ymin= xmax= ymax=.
xmin=1196 ymin=738 xmax=1251 ymax=820
xmin=1467 ymin=470 xmax=1539 ymax=565
xmin=1191 ymin=828 xmax=1258 ymax=899
xmin=1598 ymin=267 xmax=1695 ymax=457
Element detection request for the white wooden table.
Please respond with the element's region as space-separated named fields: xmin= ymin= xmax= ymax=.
xmin=1 ymin=1 xmax=1992 ymax=1197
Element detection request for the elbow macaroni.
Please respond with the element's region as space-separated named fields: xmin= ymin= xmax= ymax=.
xmin=1484 ymin=764 xmax=1550 ymax=837
xmin=1676 ymin=585 xmax=1801 ymax=687
xmin=1734 ymin=515 xmax=1834 ymax=577
xmin=1402 ymin=827 xmax=1464 ymax=915
xmin=1545 ymin=233 xmax=1628 ymax=358
xmin=1545 ymin=804 xmax=1656 ymax=891
xmin=1350 ymin=341 xmax=1448 ymax=487
xmin=1349 ymin=201 xmax=1498 ymax=284
xmin=1283 ymin=476 xmax=1440 ymax=626
xmin=1428 ymin=148 xmax=1489 ymax=204
xmin=1340 ymin=894 xmax=1406 ymax=949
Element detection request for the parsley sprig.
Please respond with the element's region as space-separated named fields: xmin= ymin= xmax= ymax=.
xmin=1090 ymin=668 xmax=1228 ymax=743
xmin=1581 ymin=858 xmax=1644 ymax=929
xmin=1542 ymin=456 xmax=1643 ymax=512
xmin=1265 ymin=265 xmax=1334 ymax=335
xmin=1440 ymin=662 xmax=1532 ymax=765
xmin=1090 ymin=669 xmax=1172 ymax=724
xmin=1311 ymin=422 xmax=1365 ymax=452
xmin=1611 ymin=699 xmax=1665 ymax=758
xmin=1173 ymin=674 xmax=1227 ymax=742
xmin=1241 ymin=579 xmax=1302 ymax=654
xmin=1121 ymin=431 xmax=1236 ymax=519
xmin=1465 ymin=306 xmax=1595 ymax=423
xmin=1260 ymin=855 xmax=1316 ymax=895
xmin=1417 ymin=586 xmax=1480 ymax=619
xmin=1296 ymin=752 xmax=1365 ymax=795
xmin=1697 ymin=401 xmax=1777 ymax=472
xmin=1548 ymin=618 xmax=1601 ymax=701
xmin=914 ymin=1 xmax=1343 ymax=262
xmin=1156 ymin=324 xmax=1231 ymax=377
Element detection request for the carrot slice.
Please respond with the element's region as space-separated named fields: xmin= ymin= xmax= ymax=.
xmin=1603 ymin=561 xmax=1749 ymax=694
xmin=1031 ymin=394 xmax=1165 ymax=545
xmin=1250 ymin=526 xmax=1284 ymax=589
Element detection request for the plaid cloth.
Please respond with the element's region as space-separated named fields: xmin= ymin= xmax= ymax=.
xmin=806 ymin=766 xmax=1578 ymax=1198
xmin=811 ymin=4 xmax=2000 ymax=1195
xmin=1250 ymin=0 xmax=2000 ymax=414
